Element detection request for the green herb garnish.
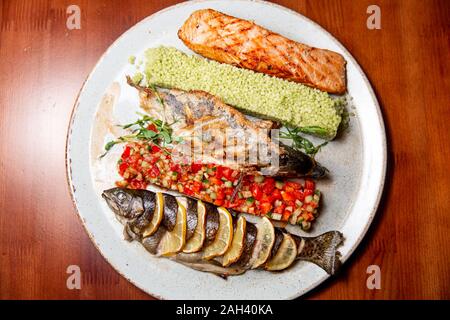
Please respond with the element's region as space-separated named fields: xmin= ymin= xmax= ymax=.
xmin=280 ymin=127 xmax=328 ymax=157
xmin=148 ymin=83 xmax=165 ymax=107
xmin=297 ymin=126 xmax=329 ymax=137
xmin=100 ymin=113 xmax=180 ymax=158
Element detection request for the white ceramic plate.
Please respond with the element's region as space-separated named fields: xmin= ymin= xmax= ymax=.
xmin=66 ymin=0 xmax=386 ymax=300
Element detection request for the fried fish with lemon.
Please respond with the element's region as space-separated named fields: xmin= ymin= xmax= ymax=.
xmin=102 ymin=187 xmax=344 ymax=277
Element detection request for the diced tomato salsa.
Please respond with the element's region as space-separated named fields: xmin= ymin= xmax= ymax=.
xmin=116 ymin=142 xmax=320 ymax=230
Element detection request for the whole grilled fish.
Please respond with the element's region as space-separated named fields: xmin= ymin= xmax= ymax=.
xmin=127 ymin=77 xmax=327 ymax=178
xmin=102 ymin=187 xmax=343 ymax=276
xmin=178 ymin=9 xmax=347 ymax=94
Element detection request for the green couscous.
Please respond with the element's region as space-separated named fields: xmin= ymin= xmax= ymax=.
xmin=143 ymin=46 xmax=343 ymax=139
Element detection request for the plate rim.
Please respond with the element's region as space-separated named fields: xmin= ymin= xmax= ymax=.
xmin=65 ymin=0 xmax=387 ymax=300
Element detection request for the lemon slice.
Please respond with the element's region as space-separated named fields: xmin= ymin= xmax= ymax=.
xmin=183 ymin=200 xmax=207 ymax=253
xmin=264 ymin=233 xmax=297 ymax=271
xmin=142 ymin=192 xmax=164 ymax=237
xmin=249 ymin=217 xmax=275 ymax=269
xmin=222 ymin=215 xmax=246 ymax=267
xmin=157 ymin=199 xmax=187 ymax=256
xmin=202 ymin=207 xmax=233 ymax=260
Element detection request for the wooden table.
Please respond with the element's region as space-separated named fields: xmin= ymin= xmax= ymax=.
xmin=0 ymin=0 xmax=449 ymax=300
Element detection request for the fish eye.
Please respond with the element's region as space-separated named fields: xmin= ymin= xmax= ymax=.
xmin=117 ymin=192 xmax=126 ymax=202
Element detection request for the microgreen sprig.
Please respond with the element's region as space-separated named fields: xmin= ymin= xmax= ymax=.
xmin=99 ymin=113 xmax=181 ymax=158
xmin=280 ymin=127 xmax=328 ymax=157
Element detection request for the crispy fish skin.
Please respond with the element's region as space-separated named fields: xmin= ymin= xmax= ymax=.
xmin=178 ymin=9 xmax=347 ymax=94
xmin=102 ymin=187 xmax=343 ymax=277
xmin=127 ymin=77 xmax=327 ymax=178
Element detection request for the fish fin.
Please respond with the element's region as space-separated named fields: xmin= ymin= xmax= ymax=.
xmin=126 ymin=75 xmax=161 ymax=98
xmin=297 ymin=231 xmax=343 ymax=275
xmin=123 ymin=223 xmax=140 ymax=242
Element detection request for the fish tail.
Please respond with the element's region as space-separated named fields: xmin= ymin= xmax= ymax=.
xmin=126 ymin=76 xmax=158 ymax=97
xmin=296 ymin=231 xmax=344 ymax=275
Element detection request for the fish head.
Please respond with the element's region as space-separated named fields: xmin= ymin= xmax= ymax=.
xmin=278 ymin=144 xmax=328 ymax=178
xmin=308 ymin=163 xmax=328 ymax=179
xmin=102 ymin=188 xmax=145 ymax=219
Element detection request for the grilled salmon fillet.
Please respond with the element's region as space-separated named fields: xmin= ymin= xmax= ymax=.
xmin=178 ymin=9 xmax=347 ymax=94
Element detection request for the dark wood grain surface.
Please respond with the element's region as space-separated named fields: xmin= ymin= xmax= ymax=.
xmin=0 ymin=0 xmax=449 ymax=300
